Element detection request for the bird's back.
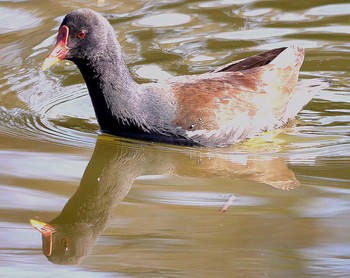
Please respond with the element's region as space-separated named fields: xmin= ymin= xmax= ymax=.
xmin=139 ymin=46 xmax=328 ymax=147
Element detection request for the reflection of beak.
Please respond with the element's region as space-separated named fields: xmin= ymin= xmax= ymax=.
xmin=30 ymin=219 xmax=55 ymax=236
xmin=30 ymin=219 xmax=55 ymax=257
xmin=42 ymin=25 xmax=70 ymax=71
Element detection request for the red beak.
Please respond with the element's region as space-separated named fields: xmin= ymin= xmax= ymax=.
xmin=42 ymin=25 xmax=69 ymax=71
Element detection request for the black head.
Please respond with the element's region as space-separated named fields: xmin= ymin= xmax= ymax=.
xmin=62 ymin=9 xmax=113 ymax=59
xmin=42 ymin=9 xmax=115 ymax=70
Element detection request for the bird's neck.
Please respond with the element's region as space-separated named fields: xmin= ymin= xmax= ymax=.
xmin=72 ymin=42 xmax=147 ymax=133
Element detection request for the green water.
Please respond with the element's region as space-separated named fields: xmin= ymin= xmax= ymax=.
xmin=0 ymin=0 xmax=349 ymax=277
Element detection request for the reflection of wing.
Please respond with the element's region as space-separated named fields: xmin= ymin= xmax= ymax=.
xmin=173 ymin=153 xmax=299 ymax=190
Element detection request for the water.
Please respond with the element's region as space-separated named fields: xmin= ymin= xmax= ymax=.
xmin=0 ymin=0 xmax=349 ymax=277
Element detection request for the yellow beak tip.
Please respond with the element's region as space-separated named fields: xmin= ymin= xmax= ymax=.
xmin=42 ymin=57 xmax=60 ymax=71
xmin=30 ymin=219 xmax=47 ymax=229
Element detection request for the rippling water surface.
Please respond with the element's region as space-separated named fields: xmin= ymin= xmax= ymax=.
xmin=0 ymin=0 xmax=349 ymax=277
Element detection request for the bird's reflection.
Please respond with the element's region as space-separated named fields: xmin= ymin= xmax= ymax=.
xmin=31 ymin=135 xmax=299 ymax=265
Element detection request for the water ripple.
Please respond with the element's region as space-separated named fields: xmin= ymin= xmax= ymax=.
xmin=0 ymin=7 xmax=42 ymax=34
xmin=0 ymin=66 xmax=97 ymax=148
xmin=0 ymin=0 xmax=349 ymax=155
xmin=307 ymin=3 xmax=350 ymax=16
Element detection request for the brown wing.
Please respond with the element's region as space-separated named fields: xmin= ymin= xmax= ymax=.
xmin=170 ymin=46 xmax=305 ymax=146
xmin=212 ymin=47 xmax=287 ymax=73
xmin=173 ymin=73 xmax=265 ymax=139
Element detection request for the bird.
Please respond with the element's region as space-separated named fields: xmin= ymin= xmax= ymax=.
xmin=42 ymin=8 xmax=329 ymax=147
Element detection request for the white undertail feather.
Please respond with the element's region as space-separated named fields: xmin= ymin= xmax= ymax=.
xmin=260 ymin=46 xmax=305 ymax=100
xmin=282 ymin=78 xmax=330 ymax=123
xmin=270 ymin=45 xmax=304 ymax=70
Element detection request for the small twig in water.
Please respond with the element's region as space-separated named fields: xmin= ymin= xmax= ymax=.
xmin=219 ymin=194 xmax=237 ymax=213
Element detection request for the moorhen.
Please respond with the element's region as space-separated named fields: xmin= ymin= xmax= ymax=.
xmin=42 ymin=8 xmax=329 ymax=147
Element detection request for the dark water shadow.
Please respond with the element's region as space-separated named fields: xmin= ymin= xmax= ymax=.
xmin=31 ymin=135 xmax=300 ymax=265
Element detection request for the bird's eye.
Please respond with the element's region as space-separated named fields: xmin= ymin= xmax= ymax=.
xmin=77 ymin=31 xmax=86 ymax=39
xmin=61 ymin=238 xmax=71 ymax=252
